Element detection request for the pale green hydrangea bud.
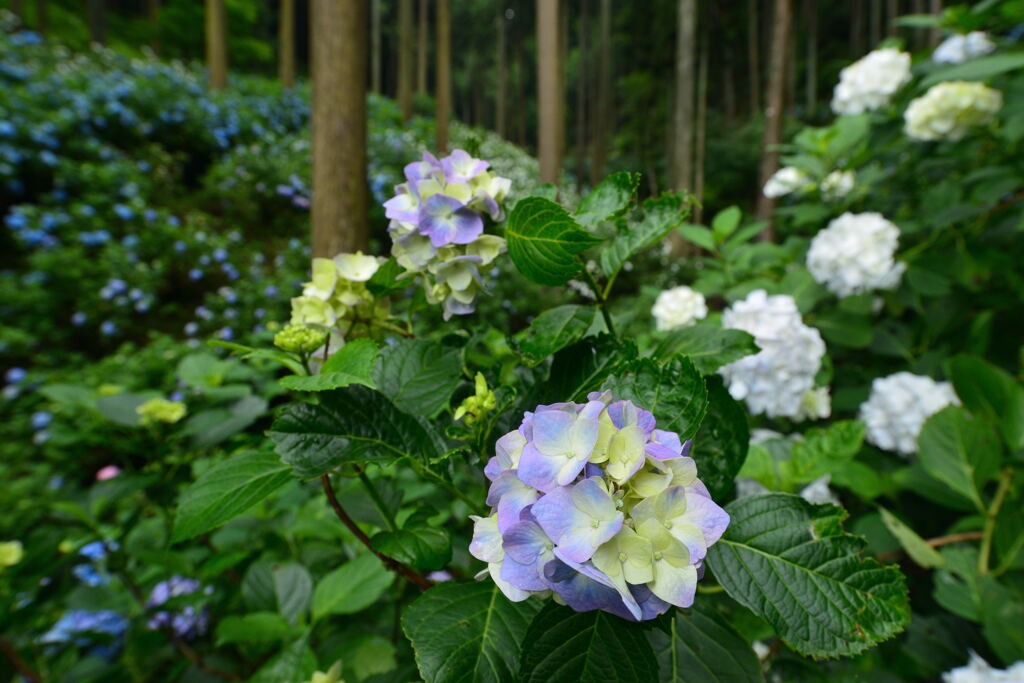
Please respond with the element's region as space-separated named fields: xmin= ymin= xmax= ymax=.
xmin=302 ymin=661 xmax=344 ymax=683
xmin=0 ymin=540 xmax=24 ymax=569
xmin=274 ymin=323 xmax=330 ymax=354
xmin=136 ymin=398 xmax=187 ymax=425
xmin=454 ymin=373 xmax=497 ymax=426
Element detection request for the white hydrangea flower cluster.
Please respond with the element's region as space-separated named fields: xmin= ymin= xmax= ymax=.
xmin=290 ymin=252 xmax=388 ymax=334
xmin=718 ymin=290 xmax=827 ymax=420
xmin=904 ymin=81 xmax=1002 ymax=142
xmin=943 ymin=651 xmax=1024 ymax=683
xmin=820 ymin=169 xmax=856 ymax=200
xmin=807 ymin=212 xmax=906 ymax=298
xmin=933 ymin=32 xmax=997 ymax=65
xmin=859 ymin=372 xmax=960 ymax=455
xmin=762 ymin=166 xmax=812 ymax=199
xmin=651 ymin=286 xmax=708 ymax=331
xmin=831 ymin=47 xmax=912 ymax=115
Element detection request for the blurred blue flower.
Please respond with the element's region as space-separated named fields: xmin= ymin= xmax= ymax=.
xmin=213 ymin=248 xmax=228 ymax=262
xmin=5 ymin=367 xmax=27 ymax=384
xmin=5 ymin=213 xmax=27 ymax=230
xmin=264 ymin=285 xmax=278 ymax=297
xmin=173 ymin=240 xmax=187 ymax=252
xmin=113 ymin=204 xmax=133 ymax=220
xmin=71 ymin=312 xmax=87 ymax=326
xmin=184 ymin=322 xmax=199 ymax=336
xmin=188 ymin=268 xmax=203 ymax=281
xmin=30 ymin=411 xmax=52 ymax=430
xmin=168 ymin=216 xmax=180 ymax=227
xmin=33 ymin=431 xmax=50 ymax=445
xmin=217 ymin=327 xmax=234 ymax=341
xmin=72 ymin=564 xmax=108 ymax=587
xmin=100 ymin=321 xmax=117 ymax=336
xmin=169 ymin=391 xmax=185 ymax=402
xmin=122 ymin=235 xmax=139 ymax=249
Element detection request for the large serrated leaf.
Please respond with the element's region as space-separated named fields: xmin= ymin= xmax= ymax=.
xmin=525 ymin=334 xmax=638 ymax=407
xmin=402 ymin=581 xmax=540 ymax=683
xmin=707 ymin=494 xmax=910 ymax=658
xmin=650 ymin=605 xmax=764 ymax=682
xmin=513 ymin=304 xmax=598 ymax=366
xmin=273 ymin=563 xmax=313 ymax=624
xmin=917 ymin=406 xmax=1000 ymax=512
xmin=518 ymin=603 xmax=658 ymax=683
xmin=602 ymin=355 xmax=708 ymax=442
xmin=171 ymin=450 xmax=293 ymax=542
xmin=949 ymin=354 xmax=1024 ymax=451
xmin=374 ymin=339 xmax=462 ymax=417
xmin=506 ymin=197 xmax=604 ymax=286
xmin=692 ymin=377 xmax=749 ymax=500
xmin=599 ymin=191 xmax=691 ymax=278
xmin=651 ymin=326 xmax=758 ymax=375
xmin=268 ymin=386 xmax=442 ymax=478
xmin=372 ymin=525 xmax=451 ymax=572
xmin=280 ymin=338 xmax=377 ymax=392
xmin=575 ymin=171 xmax=640 ymax=229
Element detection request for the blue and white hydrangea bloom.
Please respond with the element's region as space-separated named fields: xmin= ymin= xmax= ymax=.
xmin=469 ymin=392 xmax=730 ymax=621
xmin=384 ymin=150 xmax=510 ymax=320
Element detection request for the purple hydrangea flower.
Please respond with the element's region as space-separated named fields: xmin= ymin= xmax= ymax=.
xmin=417 ymin=194 xmax=484 ymax=247
xmin=468 ymin=393 xmax=730 ymax=621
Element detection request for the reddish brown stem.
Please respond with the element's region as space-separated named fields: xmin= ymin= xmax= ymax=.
xmin=877 ymin=530 xmax=984 ymax=563
xmin=321 ymin=474 xmax=433 ymax=591
xmin=0 ymin=635 xmax=39 ymax=682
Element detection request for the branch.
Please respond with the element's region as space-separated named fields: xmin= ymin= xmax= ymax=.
xmin=0 ymin=635 xmax=39 ymax=683
xmin=321 ymin=474 xmax=433 ymax=591
xmin=876 ymin=530 xmax=984 ymax=563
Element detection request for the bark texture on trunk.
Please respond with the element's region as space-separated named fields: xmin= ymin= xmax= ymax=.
xmin=496 ymin=7 xmax=507 ymax=138
xmin=311 ymin=0 xmax=369 ymax=257
xmin=694 ymin=36 xmax=708 ymax=224
xmin=35 ymin=0 xmax=48 ymax=36
xmin=11 ymin=0 xmax=23 ymax=20
xmin=435 ymin=0 xmax=451 ymax=152
xmin=575 ymin=0 xmax=589 ymax=191
xmin=398 ymin=0 xmax=414 ymax=120
xmin=671 ymin=0 xmax=697 ymax=192
xmin=748 ymin=0 xmax=761 ymax=116
xmin=88 ymin=0 xmax=106 ymax=45
xmin=205 ymin=0 xmax=228 ymax=90
xmin=755 ymin=0 xmax=792 ymax=229
xmin=589 ymin=0 xmax=611 ymax=185
xmin=417 ymin=0 xmax=428 ymax=94
xmin=371 ymin=0 xmax=381 ymax=93
xmin=929 ymin=0 xmax=942 ymax=47
xmin=537 ymin=0 xmax=562 ymax=184
xmin=279 ymin=0 xmax=296 ymax=88
xmin=805 ymin=0 xmax=817 ymax=116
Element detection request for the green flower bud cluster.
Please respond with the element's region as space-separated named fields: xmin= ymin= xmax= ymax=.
xmin=274 ymin=323 xmax=329 ymax=355
xmin=454 ymin=373 xmax=497 ymax=426
xmin=136 ymin=398 xmax=187 ymax=425
xmin=290 ymin=252 xmax=390 ymax=335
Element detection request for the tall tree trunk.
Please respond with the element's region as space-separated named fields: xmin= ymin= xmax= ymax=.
xmin=416 ymin=0 xmax=428 ymax=94
xmin=694 ymin=36 xmax=709 ymax=224
xmin=747 ymin=0 xmax=761 ymax=117
xmin=88 ymin=0 xmax=106 ymax=45
xmin=34 ymin=0 xmax=47 ymax=35
xmin=575 ymin=0 xmax=589 ymax=192
xmin=911 ymin=0 xmax=924 ymax=48
xmin=589 ymin=0 xmax=611 ymax=185
xmin=516 ymin=31 xmax=527 ymax=147
xmin=11 ymin=0 xmax=23 ymax=20
xmin=148 ymin=0 xmax=161 ymax=55
xmin=929 ymin=0 xmax=942 ymax=47
xmin=205 ymin=0 xmax=228 ymax=90
xmin=537 ymin=0 xmax=563 ymax=184
xmin=311 ymin=0 xmax=369 ymax=257
xmin=398 ymin=0 xmax=414 ymax=120
xmin=869 ymin=0 xmax=881 ymax=47
xmin=804 ymin=0 xmax=817 ymax=117
xmin=887 ymin=0 xmax=898 ymax=37
xmin=850 ymin=0 xmax=865 ymax=56
xmin=436 ymin=0 xmax=451 ymax=152
xmin=496 ymin=7 xmax=507 ymax=137
xmin=755 ymin=0 xmax=791 ymax=229
xmin=279 ymin=0 xmax=296 ymax=88
xmin=671 ymin=0 xmax=696 ymax=192
xmin=371 ymin=0 xmax=381 ymax=93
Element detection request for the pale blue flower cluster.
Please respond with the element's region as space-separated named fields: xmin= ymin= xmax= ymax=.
xmin=384 ymin=150 xmax=510 ymax=320
xmin=147 ymin=576 xmax=211 ymax=640
xmin=470 ymin=392 xmax=730 ymax=621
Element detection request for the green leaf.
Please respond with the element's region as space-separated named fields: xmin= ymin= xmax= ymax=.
xmin=650 ymin=604 xmax=764 ymax=682
xmin=402 ymin=581 xmax=541 ymax=683
xmin=526 ymin=334 xmax=638 ymax=406
xmin=312 ymin=554 xmax=393 ymax=620
xmin=268 ymin=386 xmax=441 ymax=479
xmin=171 ymin=450 xmax=293 ymax=542
xmin=189 ymin=395 xmax=268 ymax=449
xmin=574 ymin=172 xmax=639 ymax=228
xmin=274 ymin=563 xmax=313 ymax=624
xmin=242 ymin=561 xmax=277 ymax=613
xmin=811 ymin=310 xmax=873 ymax=349
xmin=248 ymin=637 xmax=317 ymax=683
xmin=979 ymin=578 xmax=1024 ymax=663
xmin=38 ymin=383 xmax=94 ymax=408
xmin=215 ymin=612 xmax=294 ymax=646
xmin=372 ymin=525 xmax=452 ymax=572
xmin=920 ymin=53 xmax=1024 ymax=88
xmin=518 ymin=603 xmax=658 ymax=683
xmin=707 ymin=494 xmax=910 ymax=658
xmin=374 ymin=339 xmax=462 ymax=417
xmin=598 ymin=192 xmax=691 ymax=278
xmin=711 ymin=206 xmax=742 ymax=243
xmin=95 ymin=392 xmax=156 ymax=426
xmin=949 ymin=354 xmax=1024 ymax=451
xmin=513 ymin=305 xmax=597 ymax=367
xmin=602 ymin=356 xmax=708 ymax=442
xmin=788 ymin=420 xmax=866 ymax=486
xmin=692 ymin=377 xmax=749 ymax=500
xmin=367 ymin=257 xmax=410 ymax=296
xmin=917 ymin=406 xmax=1001 ymax=511
xmin=506 ymin=197 xmax=604 ymax=286
xmin=280 ymin=338 xmax=378 ymax=392
xmin=877 ymin=507 xmax=944 ymax=569
xmin=678 ymin=224 xmax=716 ymax=251
xmin=177 ymin=352 xmax=234 ymax=388
xmin=651 ymin=325 xmax=758 ymax=375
